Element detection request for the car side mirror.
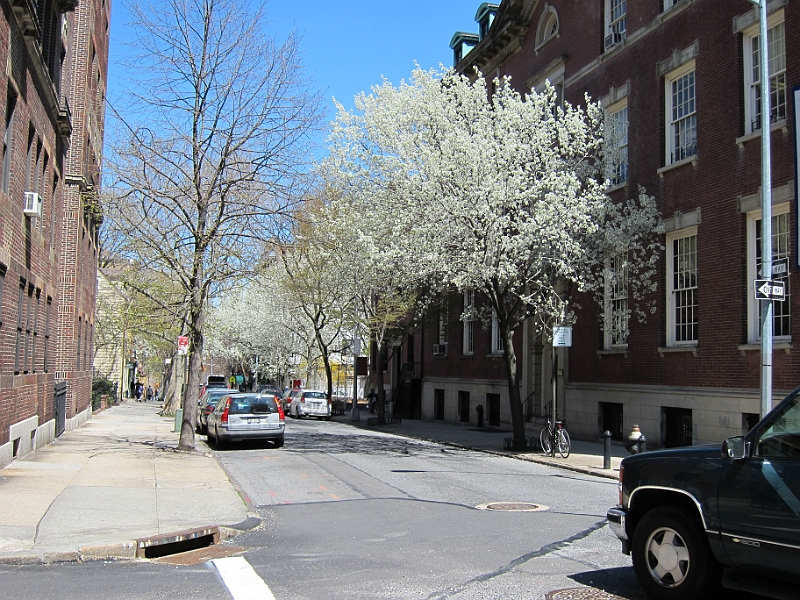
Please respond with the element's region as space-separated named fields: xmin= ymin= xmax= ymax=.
xmin=722 ymin=436 xmax=748 ymax=460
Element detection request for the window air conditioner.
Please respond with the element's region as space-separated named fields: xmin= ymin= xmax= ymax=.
xmin=23 ymin=191 xmax=42 ymax=218
xmin=604 ymin=32 xmax=624 ymax=51
xmin=433 ymin=343 xmax=448 ymax=355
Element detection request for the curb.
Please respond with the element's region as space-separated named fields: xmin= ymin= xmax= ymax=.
xmin=341 ymin=420 xmax=622 ymax=481
xmin=0 ymin=517 xmax=263 ymax=566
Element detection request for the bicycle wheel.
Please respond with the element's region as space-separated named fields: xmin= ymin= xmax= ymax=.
xmin=557 ymin=428 xmax=571 ymax=458
xmin=540 ymin=426 xmax=552 ymax=455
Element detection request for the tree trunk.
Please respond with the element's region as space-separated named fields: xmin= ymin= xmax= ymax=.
xmin=376 ymin=340 xmax=387 ymax=425
xmin=161 ymin=354 xmax=181 ymax=415
xmin=178 ymin=253 xmax=205 ymax=451
xmin=501 ymin=325 xmax=527 ymax=450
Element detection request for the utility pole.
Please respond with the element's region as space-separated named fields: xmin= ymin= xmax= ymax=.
xmin=750 ymin=0 xmax=774 ymax=418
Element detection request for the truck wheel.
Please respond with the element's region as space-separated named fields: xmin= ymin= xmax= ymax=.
xmin=632 ymin=507 xmax=720 ymax=600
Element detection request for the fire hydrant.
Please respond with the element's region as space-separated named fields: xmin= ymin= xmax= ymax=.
xmin=626 ymin=425 xmax=646 ymax=454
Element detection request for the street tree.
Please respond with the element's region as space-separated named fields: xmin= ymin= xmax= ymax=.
xmin=275 ymin=195 xmax=356 ymax=402
xmin=327 ymin=68 xmax=661 ymax=448
xmin=205 ymin=270 xmax=303 ymax=387
xmin=318 ymin=199 xmax=421 ymax=424
xmin=104 ymin=0 xmax=323 ymax=449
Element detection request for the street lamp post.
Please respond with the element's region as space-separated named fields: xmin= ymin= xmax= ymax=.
xmin=351 ymin=337 xmax=361 ymax=421
xmin=750 ymin=0 xmax=774 ymax=418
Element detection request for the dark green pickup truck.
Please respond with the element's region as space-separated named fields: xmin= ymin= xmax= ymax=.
xmin=607 ymin=385 xmax=800 ymax=600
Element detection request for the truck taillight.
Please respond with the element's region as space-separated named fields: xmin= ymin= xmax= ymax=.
xmin=277 ymin=403 xmax=285 ymax=420
xmin=221 ymin=398 xmax=231 ymax=424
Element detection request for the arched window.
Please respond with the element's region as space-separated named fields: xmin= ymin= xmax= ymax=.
xmin=536 ymin=6 xmax=559 ymax=48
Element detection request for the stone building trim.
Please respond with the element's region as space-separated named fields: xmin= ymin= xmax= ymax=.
xmin=737 ymin=181 xmax=794 ymax=213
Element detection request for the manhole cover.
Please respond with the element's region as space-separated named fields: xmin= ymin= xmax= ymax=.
xmin=475 ymin=502 xmax=549 ymax=512
xmin=546 ymin=589 xmax=633 ymax=600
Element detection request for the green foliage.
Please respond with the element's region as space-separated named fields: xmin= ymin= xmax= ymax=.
xmin=92 ymin=376 xmax=116 ymax=410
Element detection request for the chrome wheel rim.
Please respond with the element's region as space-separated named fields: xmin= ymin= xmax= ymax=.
xmin=645 ymin=526 xmax=690 ymax=587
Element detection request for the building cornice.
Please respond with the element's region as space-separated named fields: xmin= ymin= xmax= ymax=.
xmin=456 ymin=0 xmax=539 ymax=77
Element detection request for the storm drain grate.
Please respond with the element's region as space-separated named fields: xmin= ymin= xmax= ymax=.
xmin=475 ymin=502 xmax=549 ymax=512
xmin=546 ymin=589 xmax=638 ymax=600
xmin=135 ymin=525 xmax=220 ymax=559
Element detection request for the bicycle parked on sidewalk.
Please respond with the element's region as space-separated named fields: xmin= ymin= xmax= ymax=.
xmin=539 ymin=420 xmax=571 ymax=458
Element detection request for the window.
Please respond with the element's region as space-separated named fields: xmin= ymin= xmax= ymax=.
xmin=744 ymin=13 xmax=786 ymax=134
xmin=31 ymin=289 xmax=39 ymax=372
xmin=748 ymin=208 xmax=791 ymax=341
xmin=531 ymin=64 xmax=565 ymax=114
xmin=665 ymin=64 xmax=696 ymax=164
xmin=44 ymin=296 xmax=51 ymax=373
xmin=535 ymin=6 xmax=559 ymax=48
xmin=438 ymin=303 xmax=448 ymax=345
xmin=476 ymin=3 xmax=498 ymax=40
xmin=604 ymin=253 xmax=629 ymax=348
xmin=664 ymin=0 xmax=685 ymax=10
xmin=0 ymin=263 xmax=5 ymax=329
xmin=2 ymin=90 xmax=15 ymax=194
xmin=605 ymin=104 xmax=628 ymax=186
xmin=491 ymin=310 xmax=504 ymax=354
xmin=667 ymin=229 xmax=698 ymax=345
xmin=77 ymin=316 xmax=82 ymax=371
xmin=463 ymin=290 xmax=474 ymax=355
xmin=605 ymin=0 xmax=626 ymax=49
xmin=15 ymin=280 xmax=24 ymax=373
xmin=24 ymin=284 xmax=32 ymax=372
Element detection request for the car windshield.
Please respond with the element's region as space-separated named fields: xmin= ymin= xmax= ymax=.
xmin=203 ymin=391 xmax=232 ymax=404
xmin=228 ymin=395 xmax=278 ymax=414
xmin=304 ymin=392 xmax=326 ymax=400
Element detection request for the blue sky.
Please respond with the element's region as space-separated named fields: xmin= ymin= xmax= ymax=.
xmin=107 ymin=0 xmax=480 ymax=132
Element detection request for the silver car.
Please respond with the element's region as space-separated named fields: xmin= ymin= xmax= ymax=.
xmin=289 ymin=390 xmax=331 ymax=420
xmin=207 ymin=393 xmax=285 ymax=448
xmin=197 ymin=388 xmax=238 ymax=434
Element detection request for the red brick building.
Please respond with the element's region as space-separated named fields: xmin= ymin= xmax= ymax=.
xmin=0 ymin=0 xmax=109 ymax=468
xmin=398 ymin=0 xmax=799 ymax=448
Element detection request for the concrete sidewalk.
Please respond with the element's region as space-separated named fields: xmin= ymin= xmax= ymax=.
xmin=341 ymin=411 xmax=627 ymax=480
xmin=0 ymin=402 xmax=250 ymax=564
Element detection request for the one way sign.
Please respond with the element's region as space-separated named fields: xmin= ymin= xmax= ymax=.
xmin=755 ymin=280 xmax=786 ymax=301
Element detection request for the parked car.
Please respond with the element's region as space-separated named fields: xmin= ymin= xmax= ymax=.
xmin=607 ymin=384 xmax=800 ymax=600
xmin=288 ymin=389 xmax=331 ymax=420
xmin=207 ymin=393 xmax=285 ymax=448
xmin=255 ymin=384 xmax=281 ymax=396
xmin=280 ymin=388 xmax=301 ymax=414
xmin=197 ymin=388 xmax=239 ymax=434
xmin=199 ymin=375 xmax=230 ymax=398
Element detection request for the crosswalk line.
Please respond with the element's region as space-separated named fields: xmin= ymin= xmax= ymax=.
xmin=213 ymin=556 xmax=276 ymax=600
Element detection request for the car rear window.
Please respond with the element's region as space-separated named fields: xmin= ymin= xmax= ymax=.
xmin=228 ymin=395 xmax=278 ymax=414
xmin=304 ymin=391 xmax=327 ymax=399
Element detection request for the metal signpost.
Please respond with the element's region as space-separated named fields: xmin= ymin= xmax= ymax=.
xmin=749 ymin=0 xmax=774 ymax=418
xmin=552 ymin=326 xmax=572 ymax=456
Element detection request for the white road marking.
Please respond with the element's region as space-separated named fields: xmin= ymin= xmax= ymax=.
xmin=213 ymin=556 xmax=276 ymax=600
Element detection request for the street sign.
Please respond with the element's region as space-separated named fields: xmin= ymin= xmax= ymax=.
xmin=754 ymin=279 xmax=786 ymax=301
xmin=553 ymin=326 xmax=573 ymax=347
xmin=177 ymin=335 xmax=189 ymax=354
xmin=758 ymin=257 xmax=789 ymax=279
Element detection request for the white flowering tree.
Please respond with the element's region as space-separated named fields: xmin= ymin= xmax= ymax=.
xmin=205 ymin=266 xmax=309 ymax=387
xmin=326 ymin=67 xmax=661 ymax=449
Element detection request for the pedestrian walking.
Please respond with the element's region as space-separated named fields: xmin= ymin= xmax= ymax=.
xmin=135 ymin=381 xmax=144 ymax=402
xmin=146 ymin=386 xmax=154 ymax=402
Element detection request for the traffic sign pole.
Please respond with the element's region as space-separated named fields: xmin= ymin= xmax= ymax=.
xmin=750 ymin=0 xmax=774 ymax=418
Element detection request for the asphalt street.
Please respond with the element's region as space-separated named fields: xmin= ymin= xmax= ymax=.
xmin=0 ymin=413 xmax=763 ymax=600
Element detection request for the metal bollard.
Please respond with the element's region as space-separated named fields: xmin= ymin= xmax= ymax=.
xmin=603 ymin=430 xmax=612 ymax=469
